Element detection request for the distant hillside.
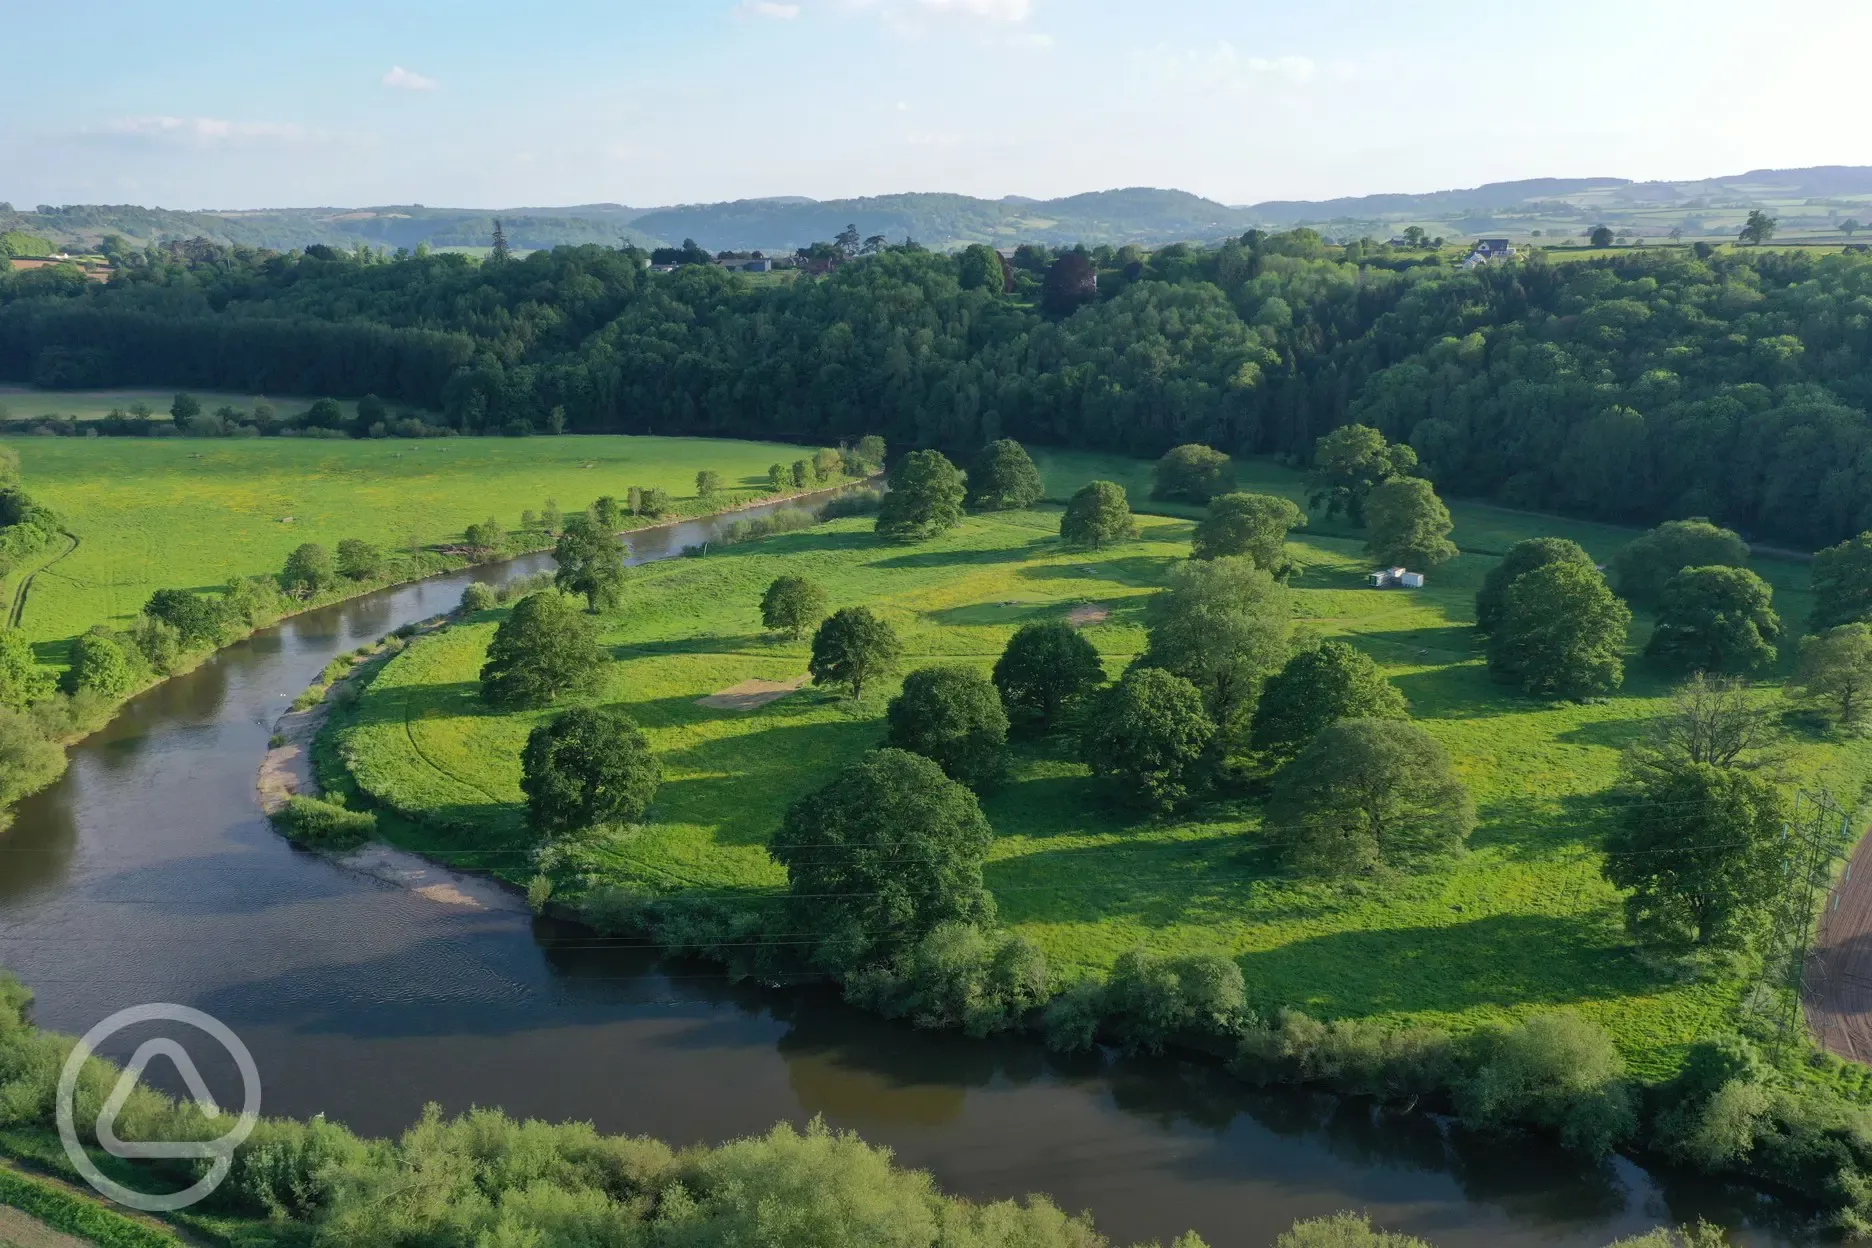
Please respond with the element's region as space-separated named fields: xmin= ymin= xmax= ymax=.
xmin=0 ymin=203 xmax=659 ymax=254
xmin=6 ymin=164 xmax=1869 ymax=256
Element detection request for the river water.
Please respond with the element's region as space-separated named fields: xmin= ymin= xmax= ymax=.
xmin=0 ymin=496 xmax=1809 ymax=1247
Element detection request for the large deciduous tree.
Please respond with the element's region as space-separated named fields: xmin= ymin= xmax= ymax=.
xmin=1604 ymin=763 xmax=1786 ymax=948
xmin=760 ymin=575 xmax=828 ymax=640
xmin=1791 ymin=623 xmax=1872 ymax=729
xmin=875 ymin=450 xmax=966 ymax=542
xmin=1475 ymin=538 xmax=1594 ymax=634
xmin=1645 ymin=565 xmax=1781 ymax=674
xmin=1307 ymin=425 xmax=1417 ymax=525
xmin=521 ymin=707 xmax=660 ymax=838
xmin=1363 ymin=476 xmax=1458 ymax=569
xmin=1140 ymin=556 xmax=1289 ymax=736
xmin=964 ymin=439 xmax=1045 ymax=512
xmin=770 ymin=748 xmax=996 ymax=970
xmin=553 ymin=514 xmax=628 ymax=612
xmin=1151 ymin=444 xmax=1236 ymax=505
xmin=335 ymin=538 xmax=383 ymax=581
xmin=1809 ymin=532 xmax=1872 ymax=630
xmin=809 ymin=606 xmax=901 ymax=699
xmin=281 ymin=543 xmax=337 ymax=599
xmin=479 ymin=591 xmax=606 ymax=707
xmin=1059 ymin=480 xmax=1137 ymax=549
xmin=1609 ymin=519 xmax=1749 ymax=606
xmin=1079 ymin=666 xmax=1216 ymax=809
xmin=1191 ymin=492 xmax=1305 ymax=570
xmin=1040 ymin=248 xmax=1098 ymax=317
xmin=992 ymin=621 xmax=1105 ymax=730
xmin=1267 ymin=718 xmax=1475 ymax=874
xmin=885 ymin=665 xmax=1009 ymax=791
xmin=143 ymin=587 xmax=226 ymax=648
xmin=1487 ymin=561 xmax=1630 ymax=698
xmin=1249 ymin=640 xmax=1407 ymax=764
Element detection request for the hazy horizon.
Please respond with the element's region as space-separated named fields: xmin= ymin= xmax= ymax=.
xmin=6 ymin=0 xmax=1868 ymax=213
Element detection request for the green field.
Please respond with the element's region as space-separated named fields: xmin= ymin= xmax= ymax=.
xmin=0 ymin=386 xmax=362 ymax=424
xmin=328 ymin=453 xmax=1869 ymax=1080
xmin=0 ymin=432 xmax=835 ymax=653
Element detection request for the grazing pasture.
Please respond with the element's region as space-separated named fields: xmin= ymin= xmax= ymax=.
xmin=0 ymin=432 xmax=827 ymax=650
xmin=328 ymin=461 xmax=1867 ymax=1081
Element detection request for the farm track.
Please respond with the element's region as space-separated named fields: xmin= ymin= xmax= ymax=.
xmin=1805 ymin=832 xmax=1872 ymax=1062
xmin=7 ymin=531 xmax=78 ymax=631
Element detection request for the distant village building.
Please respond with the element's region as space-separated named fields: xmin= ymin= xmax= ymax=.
xmin=1368 ymin=567 xmax=1425 ymax=589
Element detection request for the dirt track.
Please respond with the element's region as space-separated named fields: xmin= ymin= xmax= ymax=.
xmin=1804 ymin=832 xmax=1872 ymax=1061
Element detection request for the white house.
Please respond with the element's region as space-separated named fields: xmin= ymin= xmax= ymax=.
xmin=1369 ymin=567 xmax=1425 ymax=589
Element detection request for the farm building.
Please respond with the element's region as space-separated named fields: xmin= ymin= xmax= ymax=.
xmin=1369 ymin=567 xmax=1425 ymax=589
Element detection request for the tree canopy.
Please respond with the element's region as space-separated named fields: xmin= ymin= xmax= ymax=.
xmin=1250 ymin=640 xmax=1407 ymax=763
xmin=1487 ymin=561 xmax=1631 ymax=699
xmin=770 ymin=748 xmax=996 ymax=971
xmin=1810 ymin=531 xmax=1872 ymax=630
xmin=1307 ymin=425 xmax=1417 ymax=525
xmin=1475 ymin=538 xmax=1594 ymax=634
xmin=1151 ymin=444 xmax=1236 ymax=504
xmin=1610 ymin=520 xmax=1749 ymax=606
xmin=991 ymin=620 xmax=1105 ymax=730
xmin=1268 ymin=718 xmax=1474 ymax=874
xmin=1791 ymin=623 xmax=1872 ymax=729
xmin=1363 ymin=476 xmax=1458 ymax=569
xmin=1644 ymin=565 xmax=1782 ymax=674
xmin=552 ymin=514 xmax=627 ymax=612
xmin=520 ymin=707 xmax=660 ymax=838
xmin=809 ymin=606 xmax=901 ymax=699
xmin=1191 ymin=492 xmax=1305 ymax=570
xmin=1058 ymin=480 xmax=1137 ymax=550
xmin=884 ymin=664 xmax=1009 ymax=791
xmin=1140 ymin=555 xmax=1289 ymax=736
xmin=964 ymin=439 xmax=1044 ymax=512
xmin=1079 ymin=666 xmax=1216 ymax=809
xmin=876 ymin=450 xmax=966 ymax=542
xmin=760 ymin=574 xmax=829 ymax=640
xmin=479 ymin=591 xmax=606 ymax=707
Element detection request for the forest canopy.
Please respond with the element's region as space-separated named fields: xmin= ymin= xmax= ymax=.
xmin=5 ymin=234 xmax=1872 ymax=546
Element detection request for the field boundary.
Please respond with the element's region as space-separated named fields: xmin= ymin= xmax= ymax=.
xmin=7 ymin=530 xmax=78 ymax=631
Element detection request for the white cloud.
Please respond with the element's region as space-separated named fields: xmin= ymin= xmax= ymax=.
xmin=1147 ymin=43 xmax=1322 ymax=91
xmin=382 ymin=65 xmax=439 ymax=91
xmin=94 ymin=116 xmax=320 ymax=144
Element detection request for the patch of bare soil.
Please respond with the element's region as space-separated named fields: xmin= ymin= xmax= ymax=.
xmin=1067 ymin=603 xmax=1111 ymax=627
xmin=697 ymin=674 xmax=810 ymax=711
xmin=1805 ymin=828 xmax=1872 ymax=1062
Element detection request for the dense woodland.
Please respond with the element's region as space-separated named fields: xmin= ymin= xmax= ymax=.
xmin=4 ymin=235 xmax=1872 ymax=546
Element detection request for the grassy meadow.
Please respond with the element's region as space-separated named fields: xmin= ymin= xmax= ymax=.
xmin=0 ymin=431 xmax=832 ymax=653
xmin=327 ymin=454 xmax=1869 ymax=1081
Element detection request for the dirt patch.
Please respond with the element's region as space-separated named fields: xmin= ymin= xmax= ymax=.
xmin=697 ymin=674 xmax=810 ymax=711
xmin=0 ymin=1204 xmax=90 ymax=1248
xmin=1067 ymin=603 xmax=1111 ymax=627
xmin=1806 ymin=827 xmax=1872 ymax=1062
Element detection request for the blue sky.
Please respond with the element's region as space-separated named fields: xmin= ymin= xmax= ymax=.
xmin=5 ymin=0 xmax=1868 ymax=211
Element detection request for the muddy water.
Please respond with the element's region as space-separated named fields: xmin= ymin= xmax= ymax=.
xmin=0 ymin=495 xmax=1807 ymax=1246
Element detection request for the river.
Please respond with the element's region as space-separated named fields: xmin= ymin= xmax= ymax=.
xmin=0 ymin=494 xmax=1810 ymax=1247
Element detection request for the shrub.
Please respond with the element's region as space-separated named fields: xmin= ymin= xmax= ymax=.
xmin=0 ymin=706 xmax=65 ymax=830
xmin=884 ymin=664 xmax=1009 ymax=791
xmin=1457 ymin=1013 xmax=1636 ymax=1156
xmin=844 ymin=922 xmax=1049 ymax=1037
xmin=1102 ymin=946 xmax=1249 ymax=1052
xmin=460 ymin=581 xmax=498 ymax=612
xmin=60 ymin=631 xmax=134 ymax=698
xmin=1275 ymin=1212 xmax=1436 ymax=1248
xmin=818 ymin=487 xmax=883 ymax=519
xmin=271 ymin=795 xmax=375 ymax=849
xmin=1231 ymin=1010 xmax=1456 ymax=1101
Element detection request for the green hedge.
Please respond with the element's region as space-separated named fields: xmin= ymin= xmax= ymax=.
xmin=0 ymin=1164 xmax=185 ymax=1248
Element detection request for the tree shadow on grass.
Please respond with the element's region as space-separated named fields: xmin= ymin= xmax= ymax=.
xmin=1018 ymin=553 xmax=1180 ymax=587
xmin=1352 ymin=624 xmax=1480 ymax=662
xmin=696 ymin=528 xmax=879 ymax=561
xmin=1469 ymin=789 xmax=1616 ymax=859
xmin=1237 ymin=912 xmax=1642 ymax=1020
xmin=650 ymin=717 xmax=886 ymax=846
xmin=1388 ymin=662 xmax=1539 ymax=719
xmin=869 ymin=541 xmax=1048 ymax=571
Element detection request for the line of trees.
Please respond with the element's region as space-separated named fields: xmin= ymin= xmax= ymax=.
xmin=7 ymin=235 xmax=1872 ymax=546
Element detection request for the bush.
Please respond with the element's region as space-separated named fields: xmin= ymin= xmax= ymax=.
xmin=282 ymin=542 xmax=338 ymax=598
xmin=60 ymin=631 xmax=135 ymax=698
xmin=884 ymin=664 xmax=1009 ymax=790
xmin=0 ymin=705 xmax=66 ymax=829
xmin=335 ymin=537 xmax=383 ymax=580
xmin=1275 ymin=1212 xmax=1436 ymax=1248
xmin=271 ymin=795 xmax=375 ymax=849
xmin=1457 ymin=1012 xmax=1636 ymax=1156
xmin=818 ymin=486 xmax=883 ymax=519
xmin=1102 ymin=946 xmax=1249 ymax=1052
xmin=460 ymin=581 xmax=498 ymax=612
xmin=1231 ymin=1010 xmax=1455 ymax=1101
xmin=844 ymin=922 xmax=1049 ymax=1037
